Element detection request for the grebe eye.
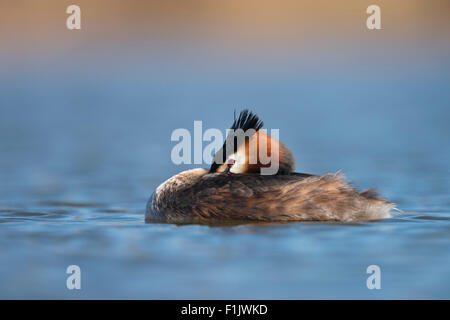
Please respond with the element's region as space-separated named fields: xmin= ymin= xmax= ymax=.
xmin=226 ymin=159 xmax=236 ymax=168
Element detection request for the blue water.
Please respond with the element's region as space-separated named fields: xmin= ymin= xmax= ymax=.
xmin=0 ymin=60 xmax=449 ymax=298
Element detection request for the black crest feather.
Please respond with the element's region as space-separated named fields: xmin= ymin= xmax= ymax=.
xmin=209 ymin=110 xmax=263 ymax=173
xmin=231 ymin=109 xmax=264 ymax=132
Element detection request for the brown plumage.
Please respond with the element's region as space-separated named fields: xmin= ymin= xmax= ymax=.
xmin=146 ymin=169 xmax=393 ymax=222
xmin=146 ymin=110 xmax=394 ymax=223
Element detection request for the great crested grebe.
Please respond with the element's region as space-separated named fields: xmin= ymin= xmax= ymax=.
xmin=146 ymin=110 xmax=394 ymax=223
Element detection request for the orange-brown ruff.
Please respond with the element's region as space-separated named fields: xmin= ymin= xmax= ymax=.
xmin=146 ymin=111 xmax=394 ymax=223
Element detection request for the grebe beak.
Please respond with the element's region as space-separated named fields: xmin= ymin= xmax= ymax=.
xmin=225 ymin=158 xmax=236 ymax=173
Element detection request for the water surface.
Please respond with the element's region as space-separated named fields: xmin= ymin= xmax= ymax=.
xmin=1 ymin=58 xmax=449 ymax=299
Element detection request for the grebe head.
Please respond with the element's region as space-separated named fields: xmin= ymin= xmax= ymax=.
xmin=209 ymin=110 xmax=295 ymax=175
xmin=209 ymin=110 xmax=262 ymax=174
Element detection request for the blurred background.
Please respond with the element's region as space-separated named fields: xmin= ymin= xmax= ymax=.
xmin=0 ymin=0 xmax=449 ymax=299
